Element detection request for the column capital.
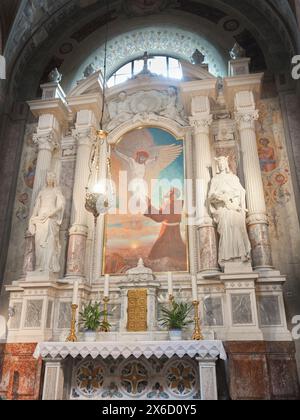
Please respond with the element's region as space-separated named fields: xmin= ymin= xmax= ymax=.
xmin=33 ymin=131 xmax=59 ymax=152
xmin=235 ymin=110 xmax=259 ymax=131
xmin=189 ymin=115 xmax=213 ymax=135
xmin=72 ymin=127 xmax=97 ymax=147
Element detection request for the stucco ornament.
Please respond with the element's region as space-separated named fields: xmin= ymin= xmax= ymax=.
xmin=126 ymin=258 xmax=154 ymax=283
xmin=107 ymin=88 xmax=187 ymax=130
xmin=48 ymin=67 xmax=62 ymax=83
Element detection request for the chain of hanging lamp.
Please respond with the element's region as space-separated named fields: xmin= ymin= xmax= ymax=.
xmin=85 ymin=0 xmax=113 ymax=223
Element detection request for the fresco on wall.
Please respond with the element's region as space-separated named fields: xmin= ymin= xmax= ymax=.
xmin=4 ymin=123 xmax=38 ymax=284
xmin=256 ymin=98 xmax=300 ymax=267
xmin=104 ymin=127 xmax=188 ymax=274
xmin=257 ymin=100 xmax=292 ymax=211
xmin=15 ymin=126 xmax=38 ymax=222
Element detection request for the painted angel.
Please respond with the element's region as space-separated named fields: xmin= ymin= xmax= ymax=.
xmin=114 ymin=143 xmax=183 ymax=186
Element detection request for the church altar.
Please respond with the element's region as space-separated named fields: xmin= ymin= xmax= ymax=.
xmin=34 ymin=340 xmax=226 ymax=401
xmin=2 ymin=50 xmax=299 ymax=401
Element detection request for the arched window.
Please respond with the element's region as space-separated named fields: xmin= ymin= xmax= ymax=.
xmin=107 ymin=56 xmax=182 ymax=88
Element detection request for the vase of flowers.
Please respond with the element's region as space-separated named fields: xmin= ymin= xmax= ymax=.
xmin=159 ymin=300 xmax=193 ymax=341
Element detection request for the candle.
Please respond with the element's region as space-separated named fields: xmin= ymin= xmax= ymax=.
xmin=72 ymin=280 xmax=79 ymax=305
xmin=168 ymin=272 xmax=173 ymax=297
xmin=104 ymin=274 xmax=110 ymax=297
xmin=192 ymin=275 xmax=198 ymax=301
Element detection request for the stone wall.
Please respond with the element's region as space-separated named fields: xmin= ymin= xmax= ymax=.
xmin=0 ymin=343 xmax=42 ymax=400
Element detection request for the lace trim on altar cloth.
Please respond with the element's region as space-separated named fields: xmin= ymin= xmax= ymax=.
xmin=34 ymin=340 xmax=227 ymax=361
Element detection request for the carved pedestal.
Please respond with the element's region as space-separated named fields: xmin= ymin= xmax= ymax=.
xmin=220 ymin=273 xmax=263 ymax=341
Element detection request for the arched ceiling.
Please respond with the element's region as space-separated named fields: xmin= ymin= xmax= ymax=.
xmin=0 ymin=0 xmax=19 ymax=54
xmin=3 ymin=0 xmax=299 ymax=99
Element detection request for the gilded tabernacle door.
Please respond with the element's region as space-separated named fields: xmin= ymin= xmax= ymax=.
xmin=104 ymin=127 xmax=188 ymax=274
xmin=127 ymin=289 xmax=148 ymax=332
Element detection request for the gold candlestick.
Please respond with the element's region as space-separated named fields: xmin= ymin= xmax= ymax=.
xmin=192 ymin=300 xmax=203 ymax=341
xmin=101 ymin=297 xmax=110 ymax=332
xmin=67 ymin=304 xmax=78 ymax=342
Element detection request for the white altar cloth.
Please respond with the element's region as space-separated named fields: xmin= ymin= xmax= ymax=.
xmin=34 ymin=340 xmax=227 ymax=361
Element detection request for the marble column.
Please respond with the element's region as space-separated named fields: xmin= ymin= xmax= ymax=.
xmin=190 ymin=112 xmax=219 ymax=273
xmin=42 ymin=360 xmax=64 ymax=400
xmin=66 ymin=119 xmax=96 ymax=278
xmin=235 ymin=97 xmax=273 ymax=269
xmin=197 ymin=357 xmax=218 ymax=400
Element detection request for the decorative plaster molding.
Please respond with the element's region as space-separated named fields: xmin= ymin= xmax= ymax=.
xmin=107 ymin=115 xmax=188 ymax=145
xmin=235 ymin=110 xmax=259 ymax=130
xmin=189 ymin=115 xmax=213 ymax=135
xmin=106 ymin=88 xmax=188 ymax=131
xmin=72 ymin=127 xmax=97 ymax=147
xmin=33 ymin=131 xmax=59 ymax=152
xmin=74 ymin=26 xmax=226 ymax=84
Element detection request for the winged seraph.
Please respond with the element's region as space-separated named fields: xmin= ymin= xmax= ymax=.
xmin=145 ymin=143 xmax=183 ymax=185
xmin=114 ymin=143 xmax=183 ymax=186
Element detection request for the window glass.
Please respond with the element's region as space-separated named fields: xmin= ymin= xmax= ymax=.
xmin=108 ymin=56 xmax=182 ymax=87
xmin=169 ymin=57 xmax=182 ymax=79
xmin=148 ymin=56 xmax=168 ymax=76
xmin=133 ymin=60 xmax=144 ymax=75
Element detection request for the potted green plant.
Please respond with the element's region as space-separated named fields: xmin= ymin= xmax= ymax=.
xmin=159 ymin=300 xmax=193 ymax=341
xmin=79 ymin=301 xmax=104 ymax=342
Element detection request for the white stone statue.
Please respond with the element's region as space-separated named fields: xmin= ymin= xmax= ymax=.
xmin=29 ymin=172 xmax=65 ymax=273
xmin=160 ymin=87 xmax=186 ymax=125
xmin=208 ymin=156 xmax=251 ymax=267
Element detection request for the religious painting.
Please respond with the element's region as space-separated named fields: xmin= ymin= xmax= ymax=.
xmin=104 ymin=127 xmax=188 ymax=274
xmin=255 ymin=98 xmax=299 ymax=270
xmin=258 ymin=137 xmax=278 ymax=173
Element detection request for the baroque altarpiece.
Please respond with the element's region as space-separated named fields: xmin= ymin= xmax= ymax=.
xmin=0 ymin=57 xmax=299 ymax=400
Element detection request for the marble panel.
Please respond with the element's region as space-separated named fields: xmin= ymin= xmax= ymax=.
xmin=258 ymin=295 xmax=281 ymax=327
xmin=24 ymin=300 xmax=43 ymax=329
xmin=203 ymin=297 xmax=224 ymax=327
xmin=9 ymin=302 xmax=22 ymax=330
xmin=231 ymin=294 xmax=253 ymax=325
xmin=57 ymin=302 xmax=72 ymax=330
